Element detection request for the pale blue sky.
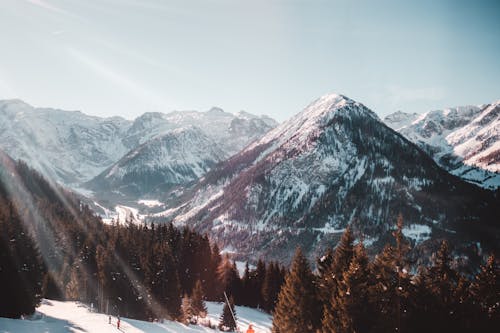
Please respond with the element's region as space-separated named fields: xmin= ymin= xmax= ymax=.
xmin=0 ymin=0 xmax=499 ymax=121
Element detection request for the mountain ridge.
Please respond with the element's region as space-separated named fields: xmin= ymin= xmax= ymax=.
xmin=0 ymin=99 xmax=278 ymax=189
xmin=151 ymin=92 xmax=499 ymax=263
xmin=384 ymin=101 xmax=500 ymax=189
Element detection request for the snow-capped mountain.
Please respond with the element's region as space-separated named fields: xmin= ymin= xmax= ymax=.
xmin=123 ymin=107 xmax=277 ymax=156
xmin=87 ymin=126 xmax=227 ymax=198
xmin=0 ymin=99 xmax=131 ymax=186
xmin=155 ymin=93 xmax=499 ymax=263
xmin=383 ymin=110 xmax=419 ymax=131
xmin=0 ymin=100 xmax=277 ymax=191
xmin=384 ymin=101 xmax=500 ymax=189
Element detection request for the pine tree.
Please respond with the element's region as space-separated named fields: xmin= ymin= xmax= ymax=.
xmin=322 ymin=242 xmax=372 ymax=333
xmin=262 ymin=262 xmax=285 ymax=313
xmin=470 ymin=254 xmax=499 ymax=330
xmin=207 ymin=243 xmax=222 ymax=300
xmin=181 ymin=294 xmax=193 ymax=324
xmin=368 ymin=215 xmax=412 ymax=332
xmin=65 ymin=267 xmax=81 ymax=301
xmin=317 ymin=227 xmax=354 ymax=322
xmin=415 ymin=240 xmax=461 ymax=332
xmin=217 ymin=255 xmax=241 ymax=303
xmin=241 ymin=262 xmax=251 ymax=306
xmin=219 ymin=295 xmax=237 ymax=331
xmin=254 ymin=259 xmax=267 ymax=308
xmin=191 ymin=279 xmax=207 ymax=320
xmin=272 ymin=248 xmax=320 ymax=333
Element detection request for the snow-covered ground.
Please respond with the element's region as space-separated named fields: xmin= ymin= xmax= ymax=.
xmin=0 ymin=300 xmax=272 ymax=333
xmin=101 ymin=205 xmax=145 ymax=225
xmin=137 ymin=200 xmax=164 ymax=208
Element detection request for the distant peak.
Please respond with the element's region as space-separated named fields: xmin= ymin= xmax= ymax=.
xmin=304 ymin=93 xmax=355 ymax=113
xmin=207 ymin=106 xmax=225 ymax=114
xmin=0 ymin=98 xmax=33 ymax=109
xmin=301 ymin=92 xmax=372 ymax=120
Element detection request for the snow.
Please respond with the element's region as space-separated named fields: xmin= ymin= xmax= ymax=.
xmin=137 ymin=199 xmax=163 ymax=208
xmin=0 ymin=299 xmax=272 ymax=333
xmin=312 ymin=225 xmax=346 ymax=234
xmin=102 ymin=205 xmax=145 ymax=225
xmin=235 ymin=261 xmax=256 ymax=277
xmin=402 ymin=224 xmax=432 ymax=244
xmin=383 ymin=111 xmax=419 ymax=131
xmin=0 ymin=99 xmax=277 ymax=192
xmin=245 ymin=93 xmax=375 ymax=156
xmin=385 ymin=101 xmax=500 ymax=189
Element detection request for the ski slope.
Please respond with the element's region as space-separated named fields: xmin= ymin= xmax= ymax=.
xmin=0 ymin=299 xmax=272 ymax=333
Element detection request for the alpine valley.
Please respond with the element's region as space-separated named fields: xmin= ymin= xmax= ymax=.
xmin=0 ymin=94 xmax=498 ymax=265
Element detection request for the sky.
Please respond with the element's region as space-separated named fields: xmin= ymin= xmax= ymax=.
xmin=0 ymin=0 xmax=499 ymax=121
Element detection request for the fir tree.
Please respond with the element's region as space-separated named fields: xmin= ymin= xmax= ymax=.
xmin=217 ymin=255 xmax=241 ymax=303
xmin=65 ymin=267 xmax=81 ymax=300
xmin=470 ymin=254 xmax=499 ymax=330
xmin=191 ymin=279 xmax=207 ymax=319
xmin=415 ymin=240 xmax=461 ymax=332
xmin=42 ymin=271 xmax=64 ymax=300
xmin=262 ymin=262 xmax=286 ymax=313
xmin=368 ymin=215 xmax=412 ymax=332
xmin=317 ymin=227 xmax=354 ymax=321
xmin=219 ymin=295 xmax=237 ymax=331
xmin=181 ymin=294 xmax=193 ymax=324
xmin=322 ymin=242 xmax=372 ymax=333
xmin=272 ymin=248 xmax=320 ymax=333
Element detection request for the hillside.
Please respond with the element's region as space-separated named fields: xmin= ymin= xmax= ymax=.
xmin=0 ymin=299 xmax=272 ymax=333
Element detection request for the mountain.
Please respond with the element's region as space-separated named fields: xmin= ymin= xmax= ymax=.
xmin=384 ymin=101 xmax=500 ymax=189
xmin=154 ymin=93 xmax=499 ymax=263
xmin=124 ymin=108 xmax=277 ymax=156
xmin=0 ymin=100 xmax=277 ymax=190
xmin=0 ymin=99 xmax=131 ymax=186
xmin=86 ymin=126 xmax=227 ymax=199
xmin=383 ymin=110 xmax=419 ymax=131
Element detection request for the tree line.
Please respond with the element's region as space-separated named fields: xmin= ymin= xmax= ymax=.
xmin=1 ymin=161 xmax=498 ymax=332
xmin=272 ymin=216 xmax=499 ymax=333
xmin=0 ymin=160 xmax=287 ymax=321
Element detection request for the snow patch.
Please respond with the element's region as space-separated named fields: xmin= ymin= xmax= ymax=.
xmin=137 ymin=199 xmax=163 ymax=207
xmin=402 ymin=224 xmax=431 ymax=243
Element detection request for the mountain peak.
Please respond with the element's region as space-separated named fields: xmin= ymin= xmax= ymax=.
xmin=248 ymin=92 xmax=376 ymax=150
xmin=207 ymin=106 xmax=225 ymax=114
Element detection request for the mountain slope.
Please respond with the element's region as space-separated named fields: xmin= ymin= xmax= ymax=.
xmin=156 ymin=93 xmax=499 ymax=263
xmin=384 ymin=101 xmax=500 ymax=189
xmin=0 ymin=100 xmax=131 ymax=185
xmin=87 ymin=126 xmax=227 ymax=198
xmin=0 ymin=299 xmax=272 ymax=333
xmin=0 ymin=100 xmax=277 ymax=191
xmin=123 ymin=108 xmax=277 ymax=156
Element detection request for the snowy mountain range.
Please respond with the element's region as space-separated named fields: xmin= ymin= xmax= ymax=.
xmin=384 ymin=101 xmax=500 ymax=189
xmin=0 ymin=99 xmax=130 ymax=186
xmin=151 ymin=93 xmax=499 ymax=263
xmin=0 ymin=100 xmax=277 ymax=194
xmin=87 ymin=126 xmax=227 ymax=198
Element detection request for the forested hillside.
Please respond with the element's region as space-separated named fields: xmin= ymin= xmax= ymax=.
xmin=0 ymin=154 xmax=285 ymax=321
xmin=272 ymin=219 xmax=499 ymax=333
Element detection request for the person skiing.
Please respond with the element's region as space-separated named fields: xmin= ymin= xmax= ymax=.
xmin=117 ymin=316 xmax=121 ymax=329
xmin=108 ymin=315 xmax=111 ymax=324
xmin=246 ymin=324 xmax=255 ymax=333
